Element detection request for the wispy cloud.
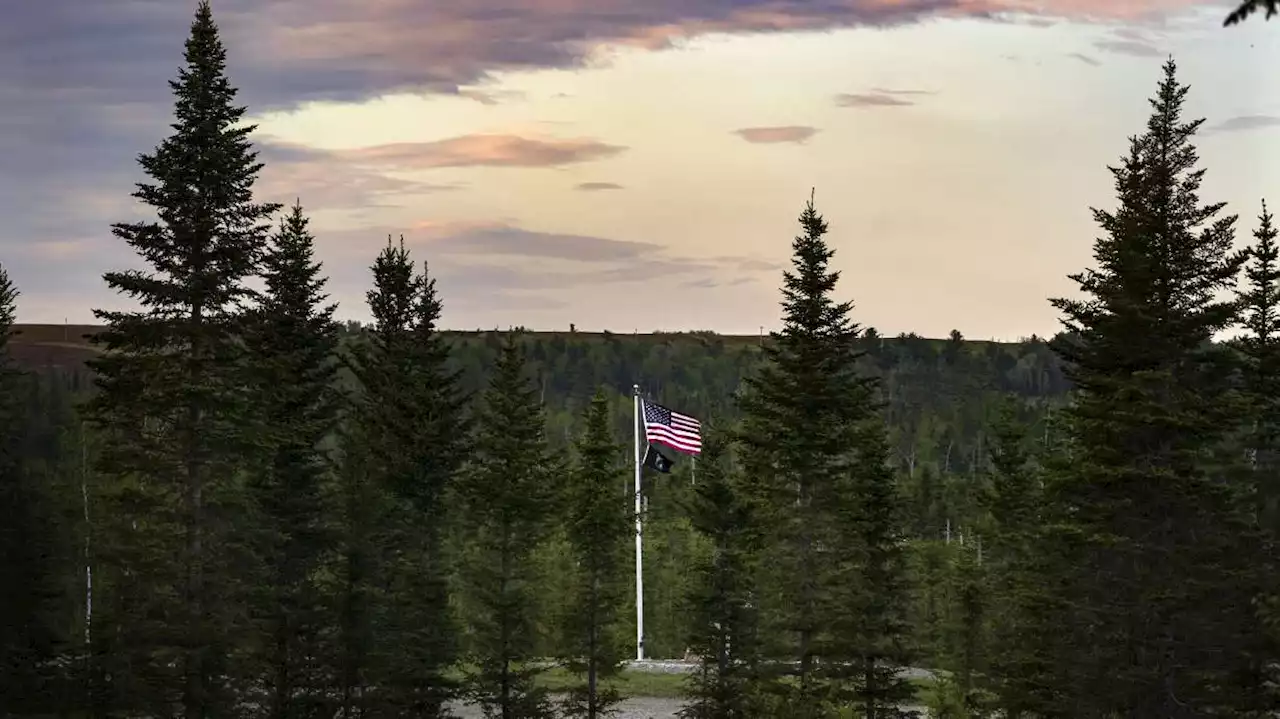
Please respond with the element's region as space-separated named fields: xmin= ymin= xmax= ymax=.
xmin=1093 ymin=27 xmax=1165 ymax=57
xmin=457 ymin=88 xmax=528 ymax=105
xmin=256 ymin=143 xmax=465 ymax=208
xmin=1094 ymin=38 xmax=1162 ymax=56
xmin=1068 ymin=52 xmax=1101 ymax=65
xmin=733 ymin=126 xmax=820 ymax=144
xmin=1207 ymin=115 xmax=1280 ymax=133
xmin=336 ymin=135 xmax=627 ymax=169
xmin=339 ymin=221 xmax=783 ymax=292
xmin=412 ymin=222 xmax=659 ymax=262
xmin=835 ymin=88 xmax=933 ymax=108
xmin=575 ymin=181 xmax=625 ymax=191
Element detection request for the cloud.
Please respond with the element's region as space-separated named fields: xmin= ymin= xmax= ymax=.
xmin=0 ymin=0 xmax=1213 ymax=322
xmin=575 ymin=182 xmax=625 ymax=191
xmin=1092 ymin=27 xmax=1165 ymax=57
xmin=1068 ymin=52 xmax=1101 ymax=65
xmin=457 ymin=88 xmax=527 ymax=105
xmin=733 ymin=126 xmax=820 ymax=144
xmin=408 ymin=223 xmax=785 ymax=289
xmin=4 ymin=1 xmax=1205 ymax=127
xmin=337 ymin=134 xmax=627 ymax=169
xmin=292 ymin=219 xmax=778 ymax=328
xmin=1207 ymin=115 xmax=1280 ymax=133
xmin=1093 ymin=38 xmax=1163 ymax=56
xmin=870 ymin=87 xmax=936 ymax=96
xmin=835 ymin=90 xmax=924 ymax=108
xmin=256 ymin=143 xmax=465 ymax=208
xmin=412 ymin=222 xmax=661 ymax=261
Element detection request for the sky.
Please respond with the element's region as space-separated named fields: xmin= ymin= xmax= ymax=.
xmin=3 ymin=0 xmax=1279 ymax=339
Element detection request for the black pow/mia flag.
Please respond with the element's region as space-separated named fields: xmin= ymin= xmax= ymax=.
xmin=642 ymin=443 xmax=674 ymax=474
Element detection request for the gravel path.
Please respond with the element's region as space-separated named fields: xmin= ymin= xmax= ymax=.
xmin=447 ymin=662 xmax=935 ymax=717
xmin=448 ymin=696 xmax=686 ymax=718
xmin=451 ymin=697 xmax=928 ymax=718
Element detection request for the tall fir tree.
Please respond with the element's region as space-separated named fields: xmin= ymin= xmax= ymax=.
xmin=557 ymin=389 xmax=630 ymax=719
xmin=977 ymin=399 xmax=1051 ymax=718
xmin=85 ymin=2 xmax=280 ymax=714
xmin=0 ymin=265 xmax=69 ymax=714
xmin=456 ymin=333 xmax=558 ymax=719
xmin=1043 ymin=58 xmax=1269 ymax=715
xmin=245 ymin=201 xmax=342 ymax=719
xmin=337 ymin=238 xmax=417 ymax=716
xmin=1236 ymin=199 xmax=1280 ymax=704
xmin=737 ymin=194 xmax=914 ymax=717
xmin=678 ymin=431 xmax=764 ymax=719
xmin=347 ymin=237 xmax=469 ymax=716
xmin=1238 ymin=200 xmax=1280 ymax=517
xmin=828 ymin=416 xmax=917 ymax=718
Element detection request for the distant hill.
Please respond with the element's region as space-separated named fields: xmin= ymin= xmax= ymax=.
xmin=9 ymin=323 xmax=1069 ymax=479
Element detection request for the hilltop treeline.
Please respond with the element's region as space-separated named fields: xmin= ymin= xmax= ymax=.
xmin=4 ymin=3 xmax=1280 ymax=719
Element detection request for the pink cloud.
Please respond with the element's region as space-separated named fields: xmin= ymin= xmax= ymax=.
xmin=733 ymin=126 xmax=820 ymax=144
xmin=340 ymin=134 xmax=626 ymax=169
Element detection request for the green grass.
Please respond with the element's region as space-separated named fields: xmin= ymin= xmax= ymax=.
xmin=538 ymin=665 xmax=689 ymax=698
xmin=445 ymin=662 xmax=689 ymax=699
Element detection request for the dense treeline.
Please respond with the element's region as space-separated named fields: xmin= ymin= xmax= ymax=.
xmin=5 ymin=3 xmax=1279 ymax=718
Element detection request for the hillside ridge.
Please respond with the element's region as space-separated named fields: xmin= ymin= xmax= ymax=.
xmin=9 ymin=323 xmax=1027 ymax=348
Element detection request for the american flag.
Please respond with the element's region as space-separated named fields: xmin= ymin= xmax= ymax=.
xmin=642 ymin=400 xmax=702 ymax=455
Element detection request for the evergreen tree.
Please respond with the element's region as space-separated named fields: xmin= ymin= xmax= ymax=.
xmin=85 ymin=2 xmax=280 ymax=714
xmin=1238 ymin=200 xmax=1280 ymax=517
xmin=977 ymin=399 xmax=1049 ymax=718
xmin=1236 ymin=200 xmax=1280 ymax=706
xmin=558 ymin=389 xmax=630 ymax=719
xmin=457 ymin=333 xmax=558 ymax=719
xmin=0 ymin=266 xmax=69 ymax=714
xmin=245 ymin=201 xmax=342 ymax=719
xmin=679 ymin=431 xmax=764 ymax=719
xmin=737 ymin=194 xmax=914 ymax=716
xmin=1043 ymin=58 xmax=1269 ymax=715
xmin=347 ymin=237 xmax=469 ymax=716
xmin=828 ymin=416 xmax=917 ymax=718
xmin=333 ymin=429 xmax=382 ymax=719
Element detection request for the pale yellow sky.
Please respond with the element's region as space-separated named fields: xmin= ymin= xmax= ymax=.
xmin=7 ymin=2 xmax=1280 ymax=339
xmin=238 ymin=12 xmax=1280 ymax=339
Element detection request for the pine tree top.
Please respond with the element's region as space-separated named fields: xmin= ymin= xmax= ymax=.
xmin=365 ymin=236 xmax=420 ymax=349
xmin=1051 ymin=57 xmax=1242 ymax=377
xmin=779 ymin=194 xmax=857 ymax=343
xmin=96 ymin=0 xmax=279 ymax=329
xmin=739 ymin=193 xmax=879 ymax=453
xmin=1240 ymin=200 xmax=1280 ymax=362
xmin=0 ymin=265 xmax=16 ymax=357
xmin=259 ymin=201 xmax=337 ymax=326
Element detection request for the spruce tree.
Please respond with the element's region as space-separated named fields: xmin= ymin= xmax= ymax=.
xmin=457 ymin=333 xmax=558 ymax=719
xmin=85 ymin=2 xmax=280 ymax=714
xmin=1238 ymin=200 xmax=1280 ymax=517
xmin=333 ymin=429 xmax=382 ymax=719
xmin=557 ymin=389 xmax=630 ymax=719
xmin=1043 ymin=58 xmax=1269 ymax=715
xmin=737 ymin=194 xmax=914 ymax=716
xmin=347 ymin=237 xmax=469 ymax=716
xmin=978 ymin=399 xmax=1050 ymax=718
xmin=679 ymin=431 xmax=764 ymax=719
xmin=1236 ymin=200 xmax=1280 ymax=707
xmin=0 ymin=266 xmax=68 ymax=714
xmin=828 ymin=417 xmax=916 ymax=718
xmin=245 ymin=201 xmax=342 ymax=718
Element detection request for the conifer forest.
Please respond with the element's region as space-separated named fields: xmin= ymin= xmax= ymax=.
xmin=5 ymin=3 xmax=1280 ymax=718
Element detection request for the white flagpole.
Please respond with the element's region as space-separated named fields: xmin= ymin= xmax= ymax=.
xmin=633 ymin=385 xmax=645 ymax=661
